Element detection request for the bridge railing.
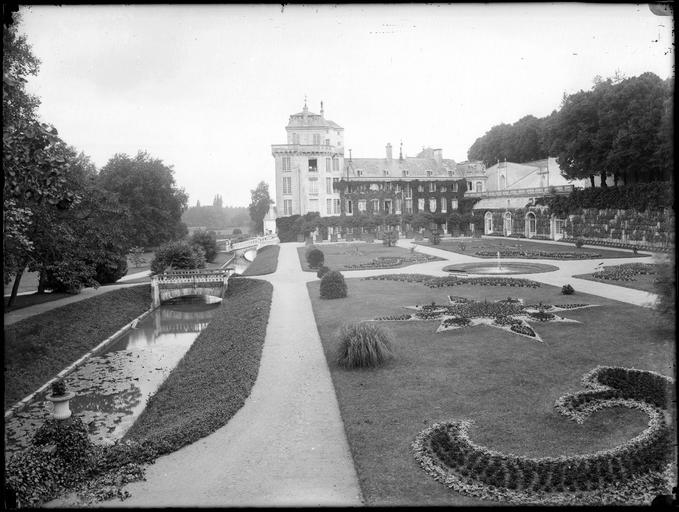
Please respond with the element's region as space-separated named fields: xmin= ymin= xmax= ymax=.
xmin=229 ymin=234 xmax=279 ymax=252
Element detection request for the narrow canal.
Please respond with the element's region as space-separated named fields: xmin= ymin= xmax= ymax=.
xmin=4 ymin=248 xmax=257 ymax=457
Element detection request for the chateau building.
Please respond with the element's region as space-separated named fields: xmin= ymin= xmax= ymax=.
xmin=272 ymin=101 xmax=584 ymax=240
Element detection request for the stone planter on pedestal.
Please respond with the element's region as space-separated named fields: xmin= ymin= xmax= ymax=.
xmin=46 ymin=391 xmax=76 ymax=420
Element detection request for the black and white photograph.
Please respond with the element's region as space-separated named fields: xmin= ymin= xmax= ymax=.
xmin=3 ymin=3 xmax=675 ymax=508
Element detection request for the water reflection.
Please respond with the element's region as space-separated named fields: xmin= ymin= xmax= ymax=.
xmin=4 ymin=296 xmax=221 ymax=456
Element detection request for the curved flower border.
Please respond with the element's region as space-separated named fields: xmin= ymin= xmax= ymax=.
xmin=412 ymin=366 xmax=675 ymax=505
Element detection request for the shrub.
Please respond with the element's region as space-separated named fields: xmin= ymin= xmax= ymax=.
xmin=561 ymin=284 xmax=575 ymax=295
xmin=382 ymin=231 xmax=398 ymax=247
xmin=654 ymin=253 xmax=675 ymax=323
xmin=336 ymin=323 xmax=394 ymax=369
xmin=92 ymin=255 xmax=128 ymax=285
xmin=190 ymin=230 xmax=218 ymax=263
xmin=430 ymin=231 xmax=441 ymax=245
xmin=150 ymin=240 xmax=206 ymax=274
xmin=128 ymin=246 xmax=146 ymax=268
xmin=232 ymin=228 xmax=242 ymax=235
xmin=320 ymin=270 xmax=347 ymax=299
xmin=316 ymin=265 xmax=330 ymax=278
xmin=305 ymin=246 xmax=325 ymax=269
xmin=574 ymin=239 xmax=584 ymax=248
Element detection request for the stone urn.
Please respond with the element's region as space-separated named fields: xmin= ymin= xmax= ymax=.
xmin=46 ymin=389 xmax=76 ymax=420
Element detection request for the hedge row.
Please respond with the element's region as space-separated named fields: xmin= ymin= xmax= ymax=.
xmin=413 ymin=366 xmax=674 ymax=504
xmin=364 ymin=274 xmax=541 ymax=288
xmin=537 ymin=182 xmax=673 ymax=216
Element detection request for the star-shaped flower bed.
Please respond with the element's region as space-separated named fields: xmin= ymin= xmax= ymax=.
xmin=373 ymin=296 xmax=597 ymax=342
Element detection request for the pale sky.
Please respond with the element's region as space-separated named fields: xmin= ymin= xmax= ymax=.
xmin=17 ymin=3 xmax=674 ymax=207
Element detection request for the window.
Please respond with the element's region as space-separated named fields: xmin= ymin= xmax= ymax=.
xmin=440 ymin=185 xmax=447 ymax=192
xmin=308 ymin=178 xmax=318 ymax=194
xmin=467 ymin=181 xmax=473 ymax=191
xmin=426 ymin=170 xmax=433 ymax=177
xmin=309 ymin=198 xmax=319 ymax=213
xmin=476 ymin=181 xmax=483 ymax=193
xmin=451 ymin=199 xmax=459 ymax=210
xmin=394 ymin=184 xmax=401 ymax=194
xmin=313 ymin=134 xmax=321 ymax=145
xmin=325 ymin=138 xmax=330 ymax=145
xmin=504 ymin=212 xmax=512 ymax=235
xmin=333 ymin=177 xmax=339 ymax=189
xmin=440 ymin=197 xmax=447 ymax=213
xmin=428 ymin=182 xmax=436 ymax=192
xmin=429 ymin=198 xmax=437 ymax=212
xmin=448 ymin=170 xmax=453 ymax=177
xmin=526 ymin=212 xmax=536 ymax=237
xmin=383 ymin=169 xmax=389 ymax=176
xmin=356 ymin=169 xmax=363 ymax=176
xmin=284 ymin=199 xmax=293 ymax=216
xmin=333 ymin=158 xmax=339 ymax=172
xmin=371 ymin=198 xmax=379 ymax=213
xmin=405 ymin=198 xmax=413 ymax=213
xmin=358 ymin=199 xmax=367 ymax=212
xmin=282 ymin=156 xmax=291 ymax=171
xmin=308 ymin=158 xmax=317 ymax=172
xmin=346 ymin=199 xmax=353 ymax=214
xmin=395 ymin=198 xmax=402 ymax=214
xmin=282 ymin=176 xmax=292 ymax=195
xmin=418 ymin=185 xmax=424 ymax=193
xmin=485 ymin=211 xmax=493 ymax=234
xmin=326 ymin=199 xmax=333 ymax=215
xmin=418 ymin=198 xmax=425 ymax=211
xmin=452 ymin=182 xmax=458 ymax=192
xmin=333 ymin=199 xmax=340 ymax=214
xmin=402 ymin=169 xmax=409 ymax=176
xmin=404 ymin=184 xmax=412 ymax=198
xmin=326 ymin=177 xmax=332 ymax=194
xmin=326 ymin=158 xmax=331 ymax=172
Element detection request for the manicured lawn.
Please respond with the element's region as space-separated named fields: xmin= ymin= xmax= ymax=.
xmin=574 ymin=263 xmax=660 ymax=293
xmin=4 ymin=285 xmax=152 ymax=409
xmin=241 ymin=245 xmax=280 ymax=276
xmin=124 ymin=278 xmax=272 ymax=455
xmin=306 ymin=277 xmax=674 ymax=506
xmin=418 ymin=237 xmax=649 ymax=259
xmin=297 ymin=242 xmax=442 ymax=272
xmin=4 ymin=291 xmax=73 ymax=313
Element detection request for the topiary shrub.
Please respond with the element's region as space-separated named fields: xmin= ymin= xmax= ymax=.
xmin=561 ymin=284 xmax=575 ymax=295
xmin=320 ymin=270 xmax=347 ymax=299
xmin=306 ymin=246 xmax=325 ymax=269
xmin=316 ymin=265 xmax=330 ymax=279
xmin=336 ymin=322 xmax=394 ymax=369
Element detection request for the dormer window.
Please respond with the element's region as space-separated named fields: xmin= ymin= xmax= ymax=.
xmin=402 ymin=169 xmax=409 ymax=176
xmin=356 ymin=169 xmax=363 ymax=176
xmin=383 ymin=169 xmax=389 ymax=176
xmin=426 ymin=170 xmax=433 ymax=177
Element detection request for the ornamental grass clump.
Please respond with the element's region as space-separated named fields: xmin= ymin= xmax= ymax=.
xmin=336 ymin=323 xmax=394 ymax=369
xmin=320 ymin=270 xmax=347 ymax=299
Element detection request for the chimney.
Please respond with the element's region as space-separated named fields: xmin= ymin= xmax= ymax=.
xmin=320 ymin=101 xmax=324 ymax=117
xmin=433 ymin=148 xmax=442 ymax=166
xmin=386 ymin=143 xmax=392 ymax=161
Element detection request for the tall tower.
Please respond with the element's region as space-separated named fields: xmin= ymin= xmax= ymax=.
xmin=271 ymin=100 xmax=345 ymax=217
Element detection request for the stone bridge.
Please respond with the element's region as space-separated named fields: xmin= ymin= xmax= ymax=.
xmin=151 ymin=269 xmax=231 ymax=308
xmin=216 ymin=234 xmax=280 ymax=253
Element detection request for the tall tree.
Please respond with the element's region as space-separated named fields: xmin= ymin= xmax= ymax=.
xmin=248 ymin=181 xmax=273 ymax=235
xmin=97 ymin=151 xmax=188 ymax=247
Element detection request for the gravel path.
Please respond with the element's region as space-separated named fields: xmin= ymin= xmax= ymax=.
xmin=86 ymin=243 xmax=364 ymax=507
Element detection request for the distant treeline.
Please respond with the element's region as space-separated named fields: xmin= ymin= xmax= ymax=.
xmin=182 ymin=204 xmax=251 ymax=230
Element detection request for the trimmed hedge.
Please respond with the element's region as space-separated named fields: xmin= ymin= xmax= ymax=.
xmin=316 ymin=265 xmax=330 ymax=279
xmin=124 ymin=278 xmax=272 ymax=451
xmin=320 ymin=270 xmax=347 ymax=299
xmin=413 ymin=366 xmax=674 ymax=504
xmin=305 ymin=246 xmax=325 ymax=269
xmin=241 ymin=245 xmax=280 ymax=276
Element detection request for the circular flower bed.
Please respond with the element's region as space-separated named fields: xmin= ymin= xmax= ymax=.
xmin=412 ymin=366 xmax=674 ymax=505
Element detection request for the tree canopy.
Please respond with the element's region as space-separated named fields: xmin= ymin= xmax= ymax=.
xmin=97 ymin=151 xmax=188 ymax=247
xmin=467 ymin=72 xmax=673 ymax=186
xmin=248 ymin=181 xmax=273 ymax=234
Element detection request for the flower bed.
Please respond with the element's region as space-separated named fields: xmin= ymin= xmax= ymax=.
xmin=344 ymin=254 xmax=436 ymax=270
xmin=592 ymin=263 xmax=658 ymax=282
xmin=412 ymin=366 xmax=674 ymax=505
xmin=475 ymin=250 xmax=602 ymax=260
xmin=364 ymin=274 xmax=541 ymax=288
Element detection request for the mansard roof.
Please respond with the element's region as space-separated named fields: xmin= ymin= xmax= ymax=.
xmin=287 ymin=111 xmax=343 ymax=130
